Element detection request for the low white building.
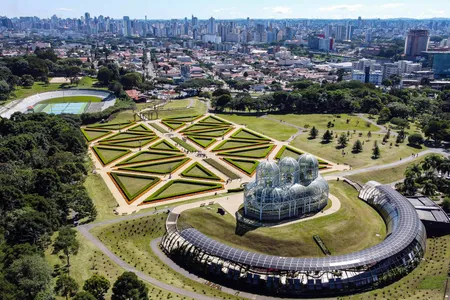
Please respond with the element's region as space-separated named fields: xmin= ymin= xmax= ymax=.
xmin=352 ymin=70 xmax=383 ymax=85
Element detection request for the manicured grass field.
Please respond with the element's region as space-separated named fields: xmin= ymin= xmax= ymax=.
xmin=216 ymin=114 xmax=297 ymax=141
xmin=118 ymin=158 xmax=190 ymax=175
xmin=198 ymin=115 xmax=231 ymax=125
xmin=145 ymin=179 xmax=223 ymax=202
xmin=164 ymin=99 xmax=190 ymax=109
xmin=110 ymin=172 xmax=160 ymax=202
xmin=116 ymin=151 xmax=185 ymax=166
xmin=179 ymin=181 xmax=386 ymax=257
xmin=84 ymin=174 xmax=119 ymax=222
xmin=185 ymin=136 xmax=216 ymax=149
xmin=92 ymin=146 xmax=131 ymax=165
xmin=346 ymin=156 xmax=432 ymax=185
xmin=102 ymin=131 xmax=153 ymax=142
xmin=231 ymin=128 xmax=271 ymax=141
xmin=181 ymin=162 xmax=221 ymax=181
xmin=171 ymin=137 xmax=197 ymax=152
xmin=204 ymin=158 xmax=241 ymax=180
xmin=222 ymin=157 xmax=260 ymax=175
xmin=86 ymin=121 xmax=135 ymax=130
xmin=39 ymin=96 xmax=102 ymax=104
xmin=149 ymin=139 xmax=180 ymax=152
xmin=101 ymin=137 xmax=158 ymax=148
xmin=290 ymin=133 xmax=426 ymax=169
xmin=128 ymin=123 xmax=154 ymax=133
xmin=161 ymin=120 xmax=185 ymax=130
xmin=269 ymin=113 xmax=380 ymax=131
xmin=218 ymin=144 xmax=275 ymax=159
xmin=213 ymin=139 xmax=268 ymax=151
xmin=91 ymin=214 xmax=241 ymax=300
xmin=186 ymin=127 xmax=233 ymax=137
xmin=81 ymin=128 xmax=111 ymax=142
xmin=182 ymin=123 xmax=229 ymax=133
xmin=8 ymin=82 xmax=62 ymax=101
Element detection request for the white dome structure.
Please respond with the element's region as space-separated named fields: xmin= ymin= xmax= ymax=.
xmin=244 ymin=156 xmax=329 ymax=222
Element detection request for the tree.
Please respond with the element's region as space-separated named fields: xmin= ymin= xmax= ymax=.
xmin=0 ymin=80 xmax=11 ymax=100
xmin=83 ymin=274 xmax=110 ymax=300
xmin=97 ymin=67 xmax=113 ymax=85
xmin=73 ymin=291 xmax=96 ymax=300
xmin=243 ymin=71 xmax=249 ymax=78
xmin=55 ymin=275 xmax=79 ymax=300
xmin=309 ymin=126 xmax=319 ymax=139
xmin=120 ymin=72 xmax=143 ymax=89
xmin=112 ymin=272 xmax=148 ymax=300
xmin=372 ymin=143 xmax=381 ymax=159
xmin=53 ymin=226 xmax=79 ymax=271
xmin=21 ymin=74 xmax=34 ymax=87
xmin=408 ymin=133 xmax=424 ymax=147
xmin=367 ymin=131 xmax=372 ymax=139
xmin=7 ymin=255 xmax=52 ymax=299
xmin=337 ymin=133 xmax=348 ymax=148
xmin=382 ymin=79 xmax=393 ymax=87
xmin=352 ymin=140 xmax=363 ymax=153
xmin=423 ymin=181 xmax=437 ymax=196
xmin=322 ymin=130 xmax=333 ymax=143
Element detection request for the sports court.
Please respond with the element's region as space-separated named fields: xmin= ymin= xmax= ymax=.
xmin=34 ymin=102 xmax=88 ymax=114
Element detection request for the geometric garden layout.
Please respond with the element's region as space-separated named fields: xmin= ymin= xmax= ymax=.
xmin=82 ymin=114 xmax=333 ymax=211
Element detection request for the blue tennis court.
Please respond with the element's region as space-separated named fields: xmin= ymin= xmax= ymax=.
xmin=34 ymin=102 xmax=88 ymax=114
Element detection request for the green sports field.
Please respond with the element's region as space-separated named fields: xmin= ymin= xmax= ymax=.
xmin=39 ymin=96 xmax=102 ymax=104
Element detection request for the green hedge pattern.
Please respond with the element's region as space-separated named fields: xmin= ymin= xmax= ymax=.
xmin=110 ymin=172 xmax=160 ymax=201
xmin=204 ymin=159 xmax=241 ymax=180
xmin=212 ymin=139 xmax=269 ymax=152
xmin=86 ymin=121 xmax=135 ymax=129
xmin=230 ymin=128 xmax=271 ymax=141
xmin=118 ymin=158 xmax=190 ymax=174
xmin=115 ymin=150 xmax=185 ymax=166
xmin=222 ymin=157 xmax=260 ymax=175
xmin=185 ymin=136 xmax=217 ymax=149
xmin=92 ymin=146 xmax=131 ymax=165
xmin=180 ymin=162 xmax=221 ymax=181
xmin=149 ymin=139 xmax=181 ymax=152
xmin=217 ymin=144 xmax=275 ymax=159
xmin=161 ymin=120 xmax=185 ymax=130
xmin=145 ymin=179 xmax=223 ymax=202
xmin=198 ymin=115 xmax=231 ymax=125
xmin=81 ymin=128 xmax=111 ymax=142
xmin=128 ymin=123 xmax=154 ymax=133
xmin=171 ymin=137 xmax=197 ymax=152
xmin=149 ymin=123 xmax=168 ymax=134
xmin=99 ymin=136 xmax=158 ymax=148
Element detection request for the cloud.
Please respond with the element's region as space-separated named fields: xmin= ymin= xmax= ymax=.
xmin=56 ymin=8 xmax=73 ymax=11
xmin=272 ymin=6 xmax=292 ymax=14
xmin=380 ymin=3 xmax=405 ymax=9
xmin=319 ymin=4 xmax=364 ymax=12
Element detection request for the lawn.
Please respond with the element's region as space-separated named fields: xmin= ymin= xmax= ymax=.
xmin=91 ymin=214 xmax=242 ymax=300
xmin=222 ymin=157 xmax=259 ymax=175
xmin=8 ymin=82 xmax=62 ymax=101
xmin=101 ymin=137 xmax=157 ymax=148
xmin=269 ymin=113 xmax=380 ymax=131
xmin=81 ymin=128 xmax=111 ymax=142
xmin=110 ymin=172 xmax=160 ymax=202
xmin=346 ymin=156 xmax=431 ymax=185
xmin=164 ymin=99 xmax=190 ymax=109
xmin=218 ymin=144 xmax=274 ymax=159
xmin=290 ymin=133 xmax=426 ymax=169
xmin=213 ymin=139 xmax=268 ymax=151
xmin=146 ymin=179 xmax=223 ymax=202
xmin=345 ymin=236 xmax=450 ymax=300
xmin=116 ymin=151 xmax=184 ymax=166
xmin=216 ymin=114 xmax=297 ymax=141
xmin=84 ymin=173 xmax=119 ymax=222
xmin=178 ymin=181 xmax=386 ymax=257
xmin=39 ymin=96 xmax=102 ymax=104
xmin=92 ymin=146 xmax=131 ymax=165
xmin=118 ymin=158 xmax=190 ymax=175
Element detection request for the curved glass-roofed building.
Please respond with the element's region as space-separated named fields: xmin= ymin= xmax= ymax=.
xmin=161 ymin=182 xmax=426 ymax=297
xmin=244 ymin=155 xmax=329 ymax=221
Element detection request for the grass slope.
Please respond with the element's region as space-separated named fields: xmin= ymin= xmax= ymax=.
xmin=179 ymin=181 xmax=386 ymax=257
xmin=146 ymin=179 xmax=223 ymax=202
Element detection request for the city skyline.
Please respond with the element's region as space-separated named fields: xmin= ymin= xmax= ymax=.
xmin=3 ymin=0 xmax=450 ymax=20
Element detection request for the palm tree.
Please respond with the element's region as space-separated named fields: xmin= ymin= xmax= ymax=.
xmin=423 ymin=181 xmax=437 ymax=196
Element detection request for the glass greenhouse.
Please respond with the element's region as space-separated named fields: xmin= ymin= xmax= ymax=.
xmin=244 ymin=154 xmax=329 ymax=221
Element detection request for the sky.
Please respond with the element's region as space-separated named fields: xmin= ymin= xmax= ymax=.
xmin=3 ymin=0 xmax=450 ymax=20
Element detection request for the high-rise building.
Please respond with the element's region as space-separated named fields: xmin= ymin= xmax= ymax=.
xmin=357 ymin=16 xmax=362 ymax=28
xmin=335 ymin=25 xmax=346 ymax=41
xmin=123 ymin=16 xmax=131 ymax=36
xmin=345 ymin=24 xmax=353 ymax=41
xmin=207 ymin=17 xmax=215 ymax=34
xmin=404 ymin=30 xmax=429 ymax=59
xmin=191 ymin=15 xmax=198 ymax=27
xmin=324 ymin=24 xmax=333 ymax=39
xmin=85 ymin=12 xmax=90 ymax=24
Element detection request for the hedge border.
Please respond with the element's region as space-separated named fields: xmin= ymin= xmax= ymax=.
xmin=181 ymin=123 xmax=230 ymax=133
xmin=217 ymin=144 xmax=275 ymax=159
xmin=99 ymin=136 xmax=159 ymax=149
xmin=92 ymin=146 xmax=131 ymax=166
xmin=204 ymin=158 xmax=241 ymax=180
xmin=109 ymin=172 xmax=161 ymax=204
xmin=117 ymin=157 xmax=190 ymax=175
xmin=149 ymin=139 xmax=181 ymax=152
xmin=185 ymin=135 xmax=217 ymax=149
xmin=212 ymin=139 xmax=269 ymax=152
xmin=128 ymin=123 xmax=155 ymax=133
xmin=221 ymin=157 xmax=260 ymax=176
xmin=162 ymin=115 xmax=202 ymax=122
xmin=144 ymin=179 xmax=223 ymax=203
xmin=171 ymin=137 xmax=197 ymax=152
xmin=180 ymin=162 xmax=222 ymax=181
xmin=149 ymin=123 xmax=168 ymax=134
xmin=198 ymin=115 xmax=232 ymax=125
xmin=230 ymin=128 xmax=271 ymax=141
xmin=184 ymin=126 xmax=234 ymax=138
xmin=81 ymin=128 xmax=112 ymax=142
xmin=161 ymin=120 xmax=186 ymax=131
xmin=102 ymin=131 xmax=155 ymax=142
xmin=86 ymin=121 xmax=135 ymax=129
xmin=115 ymin=150 xmax=185 ymax=166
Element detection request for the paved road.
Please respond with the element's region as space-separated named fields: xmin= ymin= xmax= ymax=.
xmin=77 ymin=209 xmax=219 ymax=300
